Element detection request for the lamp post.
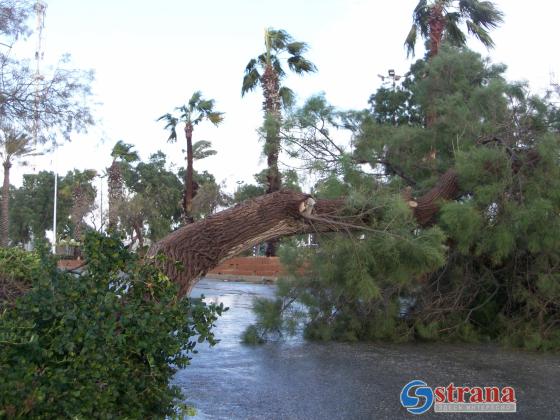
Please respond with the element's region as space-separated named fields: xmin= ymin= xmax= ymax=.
xmin=52 ymin=165 xmax=57 ymax=254
xmin=377 ymin=69 xmax=403 ymax=90
xmin=377 ymin=68 xmax=405 ymax=126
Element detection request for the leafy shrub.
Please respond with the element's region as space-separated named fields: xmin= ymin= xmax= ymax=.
xmin=0 ymin=232 xmax=225 ymax=418
xmin=0 ymin=246 xmax=41 ymax=308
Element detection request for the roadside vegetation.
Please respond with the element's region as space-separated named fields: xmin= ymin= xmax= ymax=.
xmin=1 ymin=0 xmax=559 ymax=417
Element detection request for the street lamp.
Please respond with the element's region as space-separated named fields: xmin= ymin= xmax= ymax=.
xmin=378 ymin=69 xmax=403 ymax=90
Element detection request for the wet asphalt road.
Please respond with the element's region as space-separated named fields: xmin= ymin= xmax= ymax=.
xmin=173 ymin=279 xmax=560 ymax=420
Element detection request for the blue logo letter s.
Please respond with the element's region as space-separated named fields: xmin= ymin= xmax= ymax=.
xmin=400 ymin=380 xmax=434 ymax=415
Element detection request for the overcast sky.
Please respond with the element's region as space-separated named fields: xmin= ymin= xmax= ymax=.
xmin=11 ymin=0 xmax=560 ymax=195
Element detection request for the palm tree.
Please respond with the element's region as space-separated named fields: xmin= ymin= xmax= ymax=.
xmin=404 ymin=0 xmax=503 ymax=58
xmin=243 ymin=28 xmax=316 ymax=257
xmin=242 ymin=28 xmax=317 ymax=195
xmin=69 ymin=169 xmax=97 ymax=245
xmin=107 ymin=140 xmax=139 ymax=231
xmin=158 ymin=92 xmax=223 ymax=224
xmin=0 ymin=131 xmax=40 ymax=247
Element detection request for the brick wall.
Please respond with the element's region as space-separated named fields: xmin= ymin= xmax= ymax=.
xmin=207 ymin=257 xmax=283 ymax=278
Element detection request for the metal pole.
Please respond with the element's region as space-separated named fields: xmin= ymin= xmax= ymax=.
xmin=52 ymin=168 xmax=57 ymax=253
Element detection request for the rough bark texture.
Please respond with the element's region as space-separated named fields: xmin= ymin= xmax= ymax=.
xmin=428 ymin=3 xmax=445 ymax=58
xmin=149 ymin=191 xmax=344 ymax=296
xmin=1 ymin=161 xmax=11 ymax=247
xmin=150 ymin=170 xmax=460 ymax=297
xmin=411 ymin=169 xmax=459 ymax=225
xmin=183 ymin=123 xmax=194 ymax=224
xmin=425 ymin=2 xmax=445 ymax=128
xmin=71 ymin=183 xmax=95 ymax=258
xmin=261 ymin=64 xmax=282 ymax=256
xmin=71 ymin=184 xmax=94 ymax=243
xmin=107 ymin=161 xmax=122 ymax=231
xmin=261 ymin=64 xmax=282 ymax=194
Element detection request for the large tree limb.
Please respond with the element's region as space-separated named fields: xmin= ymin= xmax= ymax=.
xmin=149 ymin=169 xmax=460 ymax=297
xmin=148 ymin=191 xmax=344 ymax=296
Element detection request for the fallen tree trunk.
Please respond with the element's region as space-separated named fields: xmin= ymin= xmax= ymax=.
xmin=149 ymin=169 xmax=459 ymax=296
xmin=149 ymin=191 xmax=343 ymax=296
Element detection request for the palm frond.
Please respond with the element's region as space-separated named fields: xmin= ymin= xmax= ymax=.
xmin=166 ymin=127 xmax=178 ymax=142
xmin=412 ymin=0 xmax=430 ymax=37
xmin=111 ymin=140 xmax=139 ymax=162
xmin=287 ymin=55 xmax=317 ymax=74
xmin=192 ymin=140 xmax=218 ymax=160
xmin=459 ymin=0 xmax=503 ymax=29
xmin=1 ymin=131 xmax=41 ymax=163
xmin=271 ymin=56 xmax=286 ymax=78
xmin=197 ymin=99 xmax=215 ymax=113
xmin=445 ymin=14 xmax=467 ymax=46
xmin=267 ymin=28 xmax=292 ymax=52
xmin=466 ymin=20 xmax=494 ymax=48
xmin=244 ymin=58 xmax=257 ymax=74
xmin=241 ymin=68 xmax=261 ymax=96
xmin=158 ymin=113 xmax=179 ymax=129
xmin=257 ymin=53 xmax=268 ymax=67
xmin=206 ymin=112 xmax=224 ymax=126
xmin=188 ymin=91 xmax=203 ymax=110
xmin=286 ymin=41 xmax=306 ymax=55
xmin=279 ymin=86 xmax=295 ymax=109
xmin=404 ymin=24 xmax=418 ymax=58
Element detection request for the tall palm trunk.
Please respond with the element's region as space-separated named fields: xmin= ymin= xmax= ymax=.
xmin=426 ymin=3 xmax=445 ymax=128
xmin=1 ymin=161 xmax=11 ymax=247
xmin=428 ymin=3 xmax=445 ymax=58
xmin=184 ymin=123 xmax=194 ymax=224
xmin=261 ymin=64 xmax=282 ymax=193
xmin=72 ymin=185 xmax=86 ymax=242
xmin=107 ymin=160 xmax=122 ymax=231
xmin=261 ymin=64 xmax=282 ymax=256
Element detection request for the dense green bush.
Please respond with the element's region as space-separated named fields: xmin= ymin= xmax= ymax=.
xmin=0 ymin=246 xmax=41 ymax=308
xmin=0 ymin=232 xmax=225 ymax=418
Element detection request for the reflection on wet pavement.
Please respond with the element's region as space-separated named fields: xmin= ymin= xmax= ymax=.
xmin=173 ymin=279 xmax=560 ymax=419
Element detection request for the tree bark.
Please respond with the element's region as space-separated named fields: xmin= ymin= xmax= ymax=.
xmin=426 ymin=2 xmax=445 ymax=128
xmin=1 ymin=161 xmax=11 ymax=247
xmin=411 ymin=169 xmax=459 ymax=225
xmin=107 ymin=160 xmax=122 ymax=231
xmin=262 ymin=64 xmax=282 ymax=194
xmin=261 ymin=63 xmax=282 ymax=256
xmin=184 ymin=123 xmax=194 ymax=224
xmin=149 ymin=169 xmax=460 ymax=297
xmin=428 ymin=3 xmax=445 ymax=58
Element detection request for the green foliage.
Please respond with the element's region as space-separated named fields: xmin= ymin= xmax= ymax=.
xmin=440 ymin=202 xmax=482 ymax=253
xmin=246 ymin=187 xmax=447 ymax=342
xmin=248 ymin=46 xmax=560 ymax=352
xmin=111 ymin=140 xmax=139 ymax=163
xmin=404 ymin=0 xmax=503 ymax=57
xmin=243 ymin=279 xmax=305 ymax=344
xmin=158 ymin=91 xmax=223 ymax=143
xmin=241 ymin=325 xmax=265 ymax=345
xmin=0 ymin=232 xmax=225 ymax=418
xmin=123 ymin=151 xmax=183 ymax=241
xmin=233 ymin=183 xmax=266 ymax=204
xmin=0 ymin=247 xmax=41 ymax=309
xmin=9 ymin=169 xmax=98 ymax=245
xmin=241 ymin=28 xmax=317 ymax=98
xmin=0 ymin=246 xmax=41 ymax=283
